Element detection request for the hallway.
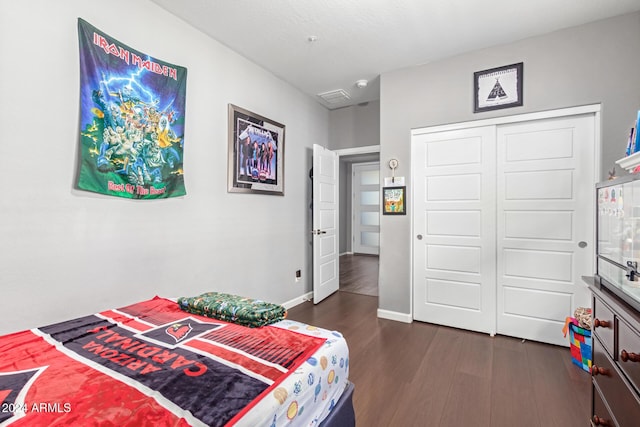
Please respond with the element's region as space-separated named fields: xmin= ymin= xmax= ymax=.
xmin=339 ymin=254 xmax=378 ymax=296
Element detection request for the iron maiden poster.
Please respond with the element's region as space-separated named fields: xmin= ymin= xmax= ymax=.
xmin=77 ymin=18 xmax=187 ymax=199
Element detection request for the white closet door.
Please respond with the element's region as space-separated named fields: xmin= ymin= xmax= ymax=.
xmin=496 ymin=115 xmax=595 ymax=346
xmin=413 ymin=126 xmax=497 ymax=335
xmin=352 ymin=162 xmax=380 ymax=255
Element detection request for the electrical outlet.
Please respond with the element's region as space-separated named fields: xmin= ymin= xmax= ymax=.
xmin=295 ymin=270 xmax=302 ymax=282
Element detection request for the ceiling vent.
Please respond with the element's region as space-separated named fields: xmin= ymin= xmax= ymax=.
xmin=317 ymin=89 xmax=351 ymax=105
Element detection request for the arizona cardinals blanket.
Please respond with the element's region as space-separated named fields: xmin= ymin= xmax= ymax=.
xmin=0 ymin=297 xmax=328 ymax=426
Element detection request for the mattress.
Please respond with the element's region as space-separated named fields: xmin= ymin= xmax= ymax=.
xmin=0 ymin=296 xmax=350 ymax=426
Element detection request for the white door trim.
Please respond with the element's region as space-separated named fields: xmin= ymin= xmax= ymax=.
xmin=411 ymin=104 xmax=601 ymax=136
xmin=411 ymin=104 xmax=601 ymax=321
xmin=335 ymin=145 xmax=381 ymax=156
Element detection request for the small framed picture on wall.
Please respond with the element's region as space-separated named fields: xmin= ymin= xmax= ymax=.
xmin=382 ymin=186 xmax=406 ymax=215
xmin=474 ymin=62 xmax=523 ymax=113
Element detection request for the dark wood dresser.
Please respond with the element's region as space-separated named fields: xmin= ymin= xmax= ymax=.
xmin=589 ymin=281 xmax=640 ymax=426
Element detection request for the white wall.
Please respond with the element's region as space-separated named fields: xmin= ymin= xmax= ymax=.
xmin=0 ymin=0 xmax=328 ymax=335
xmin=379 ymin=12 xmax=640 ymax=315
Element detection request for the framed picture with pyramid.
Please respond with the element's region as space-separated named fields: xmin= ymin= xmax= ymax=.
xmin=474 ymin=62 xmax=523 ymax=113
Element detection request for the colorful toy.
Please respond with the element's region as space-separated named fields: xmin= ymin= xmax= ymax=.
xmin=563 ymin=316 xmax=592 ymax=372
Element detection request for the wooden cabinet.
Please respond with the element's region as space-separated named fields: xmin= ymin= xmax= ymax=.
xmin=590 ymin=284 xmax=640 ymax=426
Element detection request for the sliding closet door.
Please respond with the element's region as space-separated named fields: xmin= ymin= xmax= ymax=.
xmin=413 ymin=126 xmax=497 ymax=335
xmin=496 ymin=115 xmax=595 ymax=346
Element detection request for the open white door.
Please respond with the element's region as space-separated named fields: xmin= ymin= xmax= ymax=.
xmin=313 ymin=144 xmax=339 ymax=303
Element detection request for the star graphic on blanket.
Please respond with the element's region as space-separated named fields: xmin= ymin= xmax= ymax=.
xmin=0 ymin=389 xmax=11 ymax=405
xmin=0 ymin=367 xmax=47 ymax=423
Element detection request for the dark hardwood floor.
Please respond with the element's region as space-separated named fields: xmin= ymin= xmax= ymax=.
xmin=339 ymin=254 xmax=379 ymax=296
xmin=287 ymin=292 xmax=591 ymax=426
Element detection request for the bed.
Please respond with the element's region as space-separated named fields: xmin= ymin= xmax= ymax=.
xmin=0 ymin=296 xmax=354 ymax=426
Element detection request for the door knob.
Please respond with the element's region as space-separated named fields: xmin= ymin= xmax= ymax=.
xmin=578 ymin=241 xmax=587 ymax=248
xmin=416 ymin=235 xmax=423 ymax=240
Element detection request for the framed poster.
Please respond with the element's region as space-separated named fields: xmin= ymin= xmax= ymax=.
xmin=383 ymin=186 xmax=406 ymax=215
xmin=227 ymin=104 xmax=285 ymax=195
xmin=474 ymin=62 xmax=523 ymax=113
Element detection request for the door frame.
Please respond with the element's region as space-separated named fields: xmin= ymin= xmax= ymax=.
xmin=312 ymin=144 xmax=380 ymax=302
xmin=410 ymin=104 xmax=601 ymax=320
xmin=335 ymin=145 xmax=381 ymax=251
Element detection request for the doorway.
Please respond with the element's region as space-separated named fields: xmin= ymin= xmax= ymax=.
xmin=337 ymin=147 xmax=380 ymax=297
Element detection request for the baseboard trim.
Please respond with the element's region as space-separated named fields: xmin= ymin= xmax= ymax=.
xmin=377 ymin=309 xmax=413 ymax=323
xmin=282 ymin=292 xmax=313 ymax=309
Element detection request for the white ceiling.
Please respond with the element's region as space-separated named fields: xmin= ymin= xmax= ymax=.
xmin=150 ymin=0 xmax=640 ymax=110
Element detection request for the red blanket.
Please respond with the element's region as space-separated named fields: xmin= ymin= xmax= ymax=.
xmin=0 ymin=297 xmax=325 ymax=426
